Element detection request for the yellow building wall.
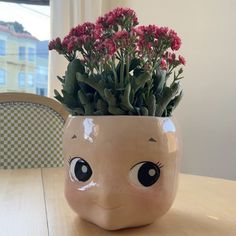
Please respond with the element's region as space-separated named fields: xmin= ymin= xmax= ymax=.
xmin=0 ymin=32 xmax=37 ymax=94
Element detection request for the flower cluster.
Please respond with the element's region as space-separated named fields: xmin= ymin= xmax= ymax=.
xmin=49 ymin=7 xmax=185 ymax=73
xmin=49 ymin=7 xmax=186 ymax=117
xmin=97 ymin=7 xmax=138 ymax=31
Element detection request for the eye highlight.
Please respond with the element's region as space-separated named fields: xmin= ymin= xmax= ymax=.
xmin=69 ymin=157 xmax=92 ymax=182
xmin=129 ymin=161 xmax=163 ymax=187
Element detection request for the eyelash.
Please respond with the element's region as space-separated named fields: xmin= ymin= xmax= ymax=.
xmin=68 ymin=157 xmax=164 ymax=169
xmin=68 ymin=156 xmax=76 ymax=165
xmin=156 ymin=162 xmax=164 ymax=168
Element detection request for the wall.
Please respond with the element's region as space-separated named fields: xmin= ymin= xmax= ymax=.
xmin=106 ymin=0 xmax=236 ymax=180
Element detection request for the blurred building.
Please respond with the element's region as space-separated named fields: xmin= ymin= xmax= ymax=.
xmin=36 ymin=40 xmax=48 ymax=96
xmin=0 ymin=22 xmax=48 ymax=96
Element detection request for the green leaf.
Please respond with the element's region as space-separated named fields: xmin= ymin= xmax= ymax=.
xmin=147 ymin=94 xmax=156 ymax=116
xmin=108 ymin=106 xmax=126 ymax=115
xmin=78 ymin=90 xmax=93 ymax=115
xmin=131 ymin=72 xmax=151 ymax=94
xmin=133 ymin=68 xmax=144 ymax=77
xmin=154 ymin=69 xmax=166 ymax=95
xmin=96 ymin=99 xmax=108 ymax=115
xmin=166 ymin=90 xmax=183 ymax=116
xmin=129 ymin=58 xmax=141 ymax=71
xmin=77 ymin=73 xmax=105 ymax=99
xmin=155 ymin=82 xmax=180 ymax=116
xmin=140 ymin=106 xmax=148 ymax=116
xmin=64 ymin=59 xmax=84 ymax=95
xmin=54 ymin=89 xmax=64 ymax=103
xmin=61 ymin=89 xmax=78 ymax=108
xmin=104 ymin=88 xmax=116 ymax=106
xmin=56 ymin=76 xmax=65 ymax=84
xmin=120 ymin=83 xmax=135 ymax=112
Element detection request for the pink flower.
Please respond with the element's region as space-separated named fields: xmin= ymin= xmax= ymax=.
xmin=114 ymin=30 xmax=129 ymax=40
xmin=69 ymin=22 xmax=96 ymax=37
xmin=135 ymin=25 xmax=157 ymax=37
xmin=156 ymin=26 xmax=169 ymax=37
xmin=178 ymin=55 xmax=186 ymax=65
xmin=113 ymin=30 xmax=130 ymax=48
xmin=96 ymin=7 xmax=138 ymax=30
xmin=95 ymin=38 xmax=117 ymax=57
xmin=104 ymin=39 xmax=117 ymax=56
xmin=169 ymin=30 xmax=181 ymax=51
xmin=48 ymin=37 xmax=62 ymax=50
xmin=160 ymin=58 xmax=167 ymax=70
xmin=48 ymin=40 xmax=56 ymax=50
xmin=164 ymin=52 xmax=176 ymax=64
xmin=134 ymin=25 xmax=158 ymax=52
xmin=67 ymin=36 xmax=79 ymax=52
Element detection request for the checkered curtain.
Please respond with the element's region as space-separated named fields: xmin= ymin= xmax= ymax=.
xmin=0 ymin=101 xmax=64 ymax=169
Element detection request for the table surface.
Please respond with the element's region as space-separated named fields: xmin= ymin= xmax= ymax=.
xmin=0 ymin=168 xmax=236 ymax=236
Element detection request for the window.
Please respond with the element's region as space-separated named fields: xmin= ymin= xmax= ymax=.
xmin=18 ymin=72 xmax=25 ymax=88
xmin=19 ymin=47 xmax=26 ymax=60
xmin=28 ymin=47 xmax=35 ymax=61
xmin=0 ymin=2 xmax=49 ymax=95
xmin=36 ymin=87 xmax=47 ymax=96
xmin=0 ymin=69 xmax=6 ymax=85
xmin=28 ymin=73 xmax=35 ymax=87
xmin=0 ymin=40 xmax=5 ymax=56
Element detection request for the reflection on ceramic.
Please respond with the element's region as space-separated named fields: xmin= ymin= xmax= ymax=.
xmin=63 ymin=116 xmax=181 ymax=230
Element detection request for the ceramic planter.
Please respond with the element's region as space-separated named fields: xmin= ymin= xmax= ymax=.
xmin=63 ymin=116 xmax=181 ymax=230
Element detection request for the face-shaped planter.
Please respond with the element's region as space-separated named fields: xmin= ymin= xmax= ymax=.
xmin=63 ymin=116 xmax=181 ymax=230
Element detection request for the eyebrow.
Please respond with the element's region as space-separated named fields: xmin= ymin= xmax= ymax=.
xmin=71 ymin=135 xmax=77 ymax=139
xmin=149 ymin=137 xmax=157 ymax=142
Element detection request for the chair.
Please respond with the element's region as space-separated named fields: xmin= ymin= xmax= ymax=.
xmin=0 ymin=92 xmax=69 ymax=169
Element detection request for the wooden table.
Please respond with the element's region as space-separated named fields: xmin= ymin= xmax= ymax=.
xmin=0 ymin=168 xmax=235 ymax=236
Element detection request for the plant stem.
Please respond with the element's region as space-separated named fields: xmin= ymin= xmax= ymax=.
xmin=120 ymin=49 xmax=125 ymax=87
xmin=126 ymin=53 xmax=130 ymax=82
xmin=112 ymin=56 xmax=118 ymax=89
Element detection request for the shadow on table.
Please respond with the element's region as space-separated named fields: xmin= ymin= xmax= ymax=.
xmin=72 ymin=209 xmax=235 ymax=236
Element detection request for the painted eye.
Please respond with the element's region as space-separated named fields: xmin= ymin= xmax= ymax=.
xmin=69 ymin=157 xmax=92 ymax=182
xmin=129 ymin=161 xmax=162 ymax=187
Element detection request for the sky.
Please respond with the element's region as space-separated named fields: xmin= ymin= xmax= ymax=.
xmin=0 ymin=2 xmax=50 ymax=41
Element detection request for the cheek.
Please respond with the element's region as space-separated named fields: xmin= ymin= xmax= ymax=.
xmin=64 ymin=171 xmax=97 ymax=211
xmin=127 ymin=186 xmax=172 ymax=218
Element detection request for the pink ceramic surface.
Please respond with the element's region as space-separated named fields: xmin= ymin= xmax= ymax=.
xmin=63 ymin=116 xmax=181 ymax=230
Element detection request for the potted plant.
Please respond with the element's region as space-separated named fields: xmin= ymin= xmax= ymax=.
xmin=49 ymin=7 xmax=185 ymax=230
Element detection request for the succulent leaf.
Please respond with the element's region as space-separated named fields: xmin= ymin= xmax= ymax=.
xmin=147 ymin=94 xmax=156 ymax=116
xmin=120 ymin=83 xmax=135 ymax=112
xmin=140 ymin=106 xmax=148 ymax=116
xmin=54 ymin=89 xmax=64 ymax=103
xmin=56 ymin=76 xmax=65 ymax=84
xmin=64 ymin=59 xmax=83 ymax=95
xmin=78 ymin=90 xmax=94 ymax=115
xmin=77 ymin=72 xmax=105 ymax=99
xmin=155 ymin=82 xmax=180 ymax=116
xmin=132 ymin=72 xmax=151 ymax=94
